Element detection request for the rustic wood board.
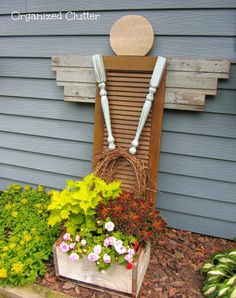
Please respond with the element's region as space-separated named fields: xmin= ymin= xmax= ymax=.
xmin=92 ymin=56 xmax=166 ymax=204
xmin=52 ymin=56 xmax=230 ymax=111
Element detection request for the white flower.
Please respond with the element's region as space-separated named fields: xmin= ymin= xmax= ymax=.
xmin=114 ymin=241 xmax=126 ymax=255
xmin=81 ymin=239 xmax=86 ymax=246
xmin=63 ymin=233 xmax=71 ymax=241
xmin=93 ymin=244 xmax=102 ymax=255
xmin=75 ymin=235 xmax=80 ymax=242
xmin=69 ymin=242 xmax=76 ymax=250
xmin=105 ymin=221 xmax=115 ymax=232
xmin=114 ymin=240 xmax=123 ymax=248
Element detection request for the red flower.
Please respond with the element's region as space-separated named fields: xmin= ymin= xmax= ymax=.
xmin=134 ymin=241 xmax=139 ymax=251
xmin=127 ymin=263 xmax=133 ymax=270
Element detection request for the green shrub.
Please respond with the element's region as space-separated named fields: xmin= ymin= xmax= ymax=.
xmin=201 ymin=248 xmax=236 ymax=297
xmin=0 ymin=184 xmax=60 ymax=287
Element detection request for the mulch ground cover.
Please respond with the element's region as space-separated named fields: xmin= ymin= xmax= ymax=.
xmin=36 ymin=228 xmax=236 ymax=298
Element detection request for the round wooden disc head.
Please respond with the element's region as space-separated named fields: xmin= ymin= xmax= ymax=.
xmin=110 ymin=15 xmax=154 ymax=56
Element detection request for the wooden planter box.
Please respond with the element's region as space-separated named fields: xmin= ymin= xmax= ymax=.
xmin=53 ymin=235 xmax=151 ymax=297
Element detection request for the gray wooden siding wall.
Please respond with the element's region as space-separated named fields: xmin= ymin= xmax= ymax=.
xmin=0 ymin=1 xmax=235 ymax=239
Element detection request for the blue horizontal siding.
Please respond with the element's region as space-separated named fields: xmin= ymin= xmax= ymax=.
xmin=1 ymin=10 xmax=235 ymax=36
xmin=0 ymin=1 xmax=235 ymax=239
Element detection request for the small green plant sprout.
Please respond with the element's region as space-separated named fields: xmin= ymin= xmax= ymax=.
xmin=47 ymin=173 xmax=121 ymax=235
xmin=201 ymin=248 xmax=236 ymax=297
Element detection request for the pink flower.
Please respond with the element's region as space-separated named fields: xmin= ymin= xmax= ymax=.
xmin=88 ymin=252 xmax=99 ymax=262
xmin=124 ymin=254 xmax=133 ymax=263
xmin=105 ymin=221 xmax=115 ymax=232
xmin=103 ymin=254 xmax=111 ymax=264
xmin=63 ymin=233 xmax=71 ymax=241
xmin=69 ymin=252 xmax=79 ymax=262
xmin=128 ymin=248 xmax=135 ymax=256
xmin=69 ymin=242 xmax=76 ymax=250
xmin=81 ymin=239 xmax=86 ymax=246
xmin=93 ymin=245 xmax=102 ymax=255
xmin=75 ymin=235 xmax=80 ymax=242
xmin=60 ymin=241 xmax=69 ymax=252
xmin=103 ymin=236 xmax=116 ymax=247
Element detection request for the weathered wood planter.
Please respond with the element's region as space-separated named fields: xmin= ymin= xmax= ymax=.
xmin=53 ymin=235 xmax=151 ymax=297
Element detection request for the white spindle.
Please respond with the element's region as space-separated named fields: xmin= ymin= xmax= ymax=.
xmin=92 ymin=55 xmax=115 ymax=150
xmin=129 ymin=56 xmax=166 ymax=154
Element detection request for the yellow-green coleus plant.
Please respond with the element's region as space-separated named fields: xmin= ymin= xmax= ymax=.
xmin=48 ymin=174 xmax=121 ymax=235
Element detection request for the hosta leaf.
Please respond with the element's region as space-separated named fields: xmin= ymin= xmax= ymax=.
xmin=229 ymin=251 xmax=236 ymax=261
xmin=204 ymin=285 xmax=217 ymax=296
xmin=201 ymin=263 xmax=214 ymax=272
xmin=229 ymin=251 xmax=236 ymax=257
xmin=208 ymin=270 xmax=225 ymax=276
xmin=226 ymin=275 xmax=236 ymax=286
xmin=207 ymin=275 xmax=222 ymax=283
xmin=217 ymin=286 xmax=230 ymax=297
xmin=218 ymin=257 xmax=236 ymax=264
xmin=229 ymin=286 xmax=236 ymax=298
xmin=216 ymin=264 xmax=231 ymax=272
xmin=212 ymin=253 xmax=226 ymax=260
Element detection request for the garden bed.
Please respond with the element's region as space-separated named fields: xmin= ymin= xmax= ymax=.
xmin=36 ymin=227 xmax=236 ymax=298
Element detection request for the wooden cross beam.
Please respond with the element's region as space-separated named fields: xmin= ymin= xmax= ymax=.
xmin=52 ymin=55 xmax=230 ymax=111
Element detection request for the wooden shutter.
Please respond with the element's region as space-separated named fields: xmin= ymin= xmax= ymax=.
xmin=93 ymin=56 xmax=166 ymax=206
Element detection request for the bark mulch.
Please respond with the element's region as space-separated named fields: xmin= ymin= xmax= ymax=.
xmin=36 ymin=228 xmax=236 ymax=298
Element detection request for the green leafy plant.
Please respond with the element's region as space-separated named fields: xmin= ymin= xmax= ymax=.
xmin=48 ymin=173 xmax=121 ymax=235
xmin=97 ymin=191 xmax=167 ymax=246
xmin=0 ymin=184 xmax=60 ymax=287
xmin=201 ymin=249 xmax=236 ymax=297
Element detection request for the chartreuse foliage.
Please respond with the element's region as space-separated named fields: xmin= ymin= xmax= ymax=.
xmin=0 ymin=184 xmax=60 ymax=287
xmin=48 ymin=173 xmax=121 ymax=235
xmin=201 ymin=248 xmax=236 ymax=298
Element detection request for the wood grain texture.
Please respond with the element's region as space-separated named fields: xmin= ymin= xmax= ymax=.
xmin=110 ymin=15 xmax=154 ymax=56
xmin=148 ymin=70 xmax=166 ymax=203
xmin=52 ymin=55 xmax=230 ymax=111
